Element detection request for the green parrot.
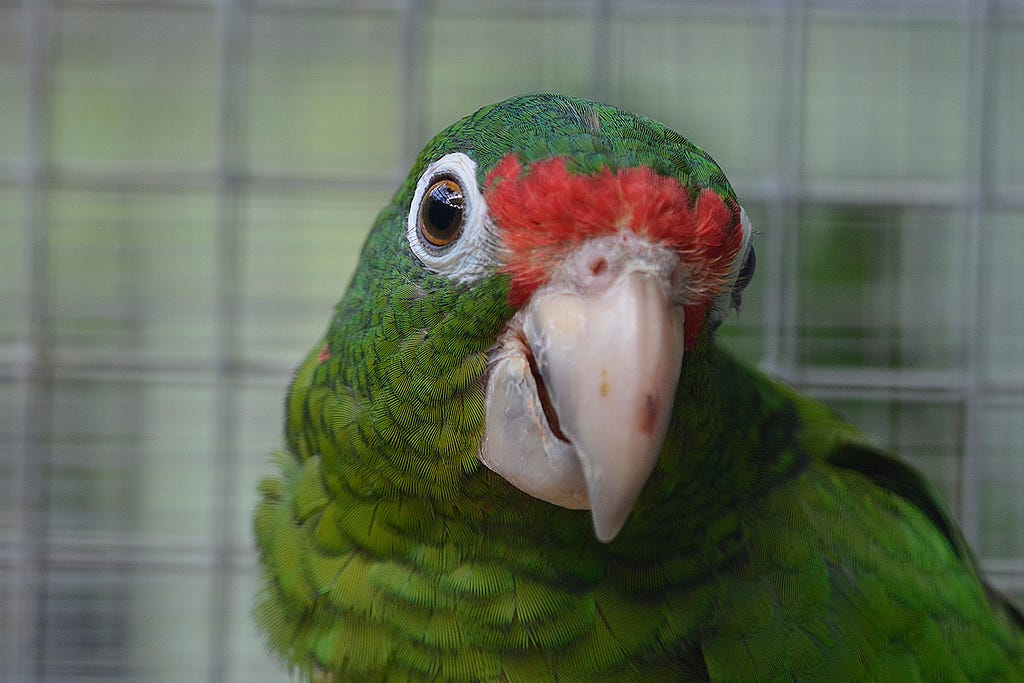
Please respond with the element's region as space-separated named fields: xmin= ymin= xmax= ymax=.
xmin=254 ymin=93 xmax=1024 ymax=681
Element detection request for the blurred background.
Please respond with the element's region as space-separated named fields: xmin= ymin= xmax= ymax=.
xmin=1 ymin=0 xmax=1022 ymax=680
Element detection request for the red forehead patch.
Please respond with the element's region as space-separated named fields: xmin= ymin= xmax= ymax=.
xmin=484 ymin=154 xmax=743 ymax=347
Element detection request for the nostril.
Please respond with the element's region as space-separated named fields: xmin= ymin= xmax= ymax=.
xmin=589 ymin=257 xmax=608 ymax=277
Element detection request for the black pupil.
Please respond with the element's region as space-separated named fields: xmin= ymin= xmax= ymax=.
xmin=423 ymin=181 xmax=464 ymax=244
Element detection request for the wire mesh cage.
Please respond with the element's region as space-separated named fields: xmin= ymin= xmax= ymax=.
xmin=1 ymin=0 xmax=1023 ymax=680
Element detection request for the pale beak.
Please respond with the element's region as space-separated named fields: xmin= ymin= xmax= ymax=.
xmin=482 ymin=235 xmax=684 ymax=541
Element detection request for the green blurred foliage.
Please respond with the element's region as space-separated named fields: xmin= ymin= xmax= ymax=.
xmin=797 ymin=205 xmax=968 ymax=370
xmin=52 ymin=7 xmax=219 ymax=169
xmin=48 ymin=191 xmax=220 ymax=362
xmin=248 ymin=9 xmax=405 ymax=177
xmin=992 ymin=22 xmax=1024 ymax=192
xmin=986 ymin=212 xmax=1024 ymax=385
xmin=804 ymin=16 xmax=970 ymax=184
xmin=0 ymin=190 xmax=25 ymax=346
xmin=0 ymin=6 xmax=27 ymax=161
xmin=977 ymin=402 xmax=1024 ymax=559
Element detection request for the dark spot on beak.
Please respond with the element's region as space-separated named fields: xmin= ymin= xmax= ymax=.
xmin=639 ymin=393 xmax=658 ymax=434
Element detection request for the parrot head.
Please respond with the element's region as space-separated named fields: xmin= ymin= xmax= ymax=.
xmin=309 ymin=93 xmax=755 ymax=544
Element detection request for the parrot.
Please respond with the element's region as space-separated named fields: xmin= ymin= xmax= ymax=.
xmin=254 ymin=93 xmax=1024 ymax=682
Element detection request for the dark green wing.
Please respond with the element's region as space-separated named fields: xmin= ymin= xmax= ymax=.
xmin=699 ymin=360 xmax=1024 ymax=682
xmin=827 ymin=440 xmax=1024 ymax=633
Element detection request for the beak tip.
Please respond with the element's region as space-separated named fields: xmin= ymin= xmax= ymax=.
xmin=591 ymin=513 xmax=620 ymax=543
xmin=593 ymin=520 xmax=624 ymax=544
xmin=584 ymin=471 xmax=644 ymax=543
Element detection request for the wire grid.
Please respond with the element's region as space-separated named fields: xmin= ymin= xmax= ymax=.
xmin=1 ymin=0 xmax=1022 ymax=680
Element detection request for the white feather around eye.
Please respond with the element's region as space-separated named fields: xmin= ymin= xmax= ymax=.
xmin=709 ymin=205 xmax=756 ymax=324
xmin=405 ymin=152 xmax=500 ymax=282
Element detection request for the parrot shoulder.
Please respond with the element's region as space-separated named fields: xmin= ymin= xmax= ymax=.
xmin=758 ymin=362 xmax=971 ymax=567
xmin=821 ymin=436 xmax=1024 ymax=633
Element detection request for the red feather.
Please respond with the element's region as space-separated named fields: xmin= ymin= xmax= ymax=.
xmin=484 ymin=154 xmax=743 ymax=348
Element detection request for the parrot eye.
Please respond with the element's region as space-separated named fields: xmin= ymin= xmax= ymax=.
xmin=735 ymin=246 xmax=756 ymax=293
xmin=708 ymin=204 xmax=757 ymax=323
xmin=406 ymin=152 xmax=498 ymax=282
xmin=418 ymin=178 xmax=465 ymax=248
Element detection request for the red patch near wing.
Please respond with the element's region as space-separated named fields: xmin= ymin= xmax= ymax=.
xmin=484 ymin=154 xmax=743 ymax=347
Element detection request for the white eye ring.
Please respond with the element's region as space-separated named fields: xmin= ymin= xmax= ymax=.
xmin=406 ymin=152 xmax=499 ymax=282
